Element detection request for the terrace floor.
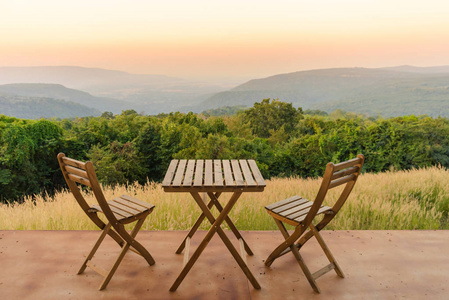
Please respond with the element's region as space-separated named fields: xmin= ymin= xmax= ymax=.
xmin=0 ymin=230 xmax=448 ymax=299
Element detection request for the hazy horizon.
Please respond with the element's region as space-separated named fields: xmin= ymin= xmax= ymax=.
xmin=2 ymin=1 xmax=449 ymax=81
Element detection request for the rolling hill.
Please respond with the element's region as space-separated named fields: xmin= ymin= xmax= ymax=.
xmin=198 ymin=66 xmax=449 ymax=117
xmin=0 ymin=66 xmax=230 ymax=115
xmin=0 ymin=83 xmax=134 ymax=115
xmin=0 ymin=95 xmax=101 ymax=119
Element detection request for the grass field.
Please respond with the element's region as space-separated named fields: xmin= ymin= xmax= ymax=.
xmin=1 ymin=166 xmax=448 ymax=231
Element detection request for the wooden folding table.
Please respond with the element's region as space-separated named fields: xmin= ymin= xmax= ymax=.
xmin=162 ymin=159 xmax=266 ymax=291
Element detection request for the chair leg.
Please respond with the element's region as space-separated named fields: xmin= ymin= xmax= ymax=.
xmin=273 ymin=219 xmax=321 ymax=293
xmin=127 ymin=218 xmax=155 ymax=266
xmin=99 ymin=217 xmax=152 ymax=290
xmin=309 ymin=224 xmax=344 ymax=278
xmin=78 ymin=222 xmax=112 ymax=274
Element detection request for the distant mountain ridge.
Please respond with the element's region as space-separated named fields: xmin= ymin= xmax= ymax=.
xmin=0 ymin=66 xmax=182 ymax=92
xmin=197 ymin=66 xmax=449 ymax=117
xmin=0 ymin=94 xmax=101 ymax=119
xmin=0 ymin=83 xmax=134 ymax=115
xmin=0 ymin=66 xmax=228 ymax=116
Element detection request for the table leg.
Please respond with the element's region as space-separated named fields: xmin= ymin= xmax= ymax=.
xmin=175 ymin=192 xmax=222 ymax=254
xmin=170 ymin=192 xmax=260 ymax=291
xmin=207 ymin=192 xmax=254 ymax=256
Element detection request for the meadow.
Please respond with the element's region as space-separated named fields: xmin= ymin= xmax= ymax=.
xmin=1 ymin=166 xmax=447 ymax=231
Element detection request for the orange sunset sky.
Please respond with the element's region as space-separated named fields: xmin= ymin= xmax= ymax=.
xmin=1 ymin=0 xmax=449 ymax=81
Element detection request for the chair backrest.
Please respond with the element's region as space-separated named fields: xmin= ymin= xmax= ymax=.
xmin=301 ymin=154 xmax=365 ymax=229
xmin=57 ymin=153 xmax=118 ymax=225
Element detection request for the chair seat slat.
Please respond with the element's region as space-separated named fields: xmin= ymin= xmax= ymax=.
xmin=109 ymin=200 xmax=142 ymax=215
xmin=265 ymin=195 xmax=303 ymax=210
xmin=119 ymin=194 xmax=155 ymax=210
xmin=271 ymin=198 xmax=309 ymax=214
xmin=278 ymin=201 xmax=313 ymax=218
xmin=294 ymin=206 xmax=332 ymax=223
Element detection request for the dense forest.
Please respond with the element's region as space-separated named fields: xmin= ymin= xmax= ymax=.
xmin=1 ymin=98 xmax=449 ymax=203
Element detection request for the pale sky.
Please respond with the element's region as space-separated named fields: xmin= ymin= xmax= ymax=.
xmin=1 ymin=0 xmax=449 ymax=80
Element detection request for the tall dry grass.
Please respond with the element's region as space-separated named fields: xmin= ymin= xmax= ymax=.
xmin=1 ymin=167 xmax=447 ymax=230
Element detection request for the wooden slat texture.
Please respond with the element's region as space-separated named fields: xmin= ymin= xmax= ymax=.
xmin=109 ymin=200 xmax=142 ymax=215
xmin=194 ymin=160 xmax=204 ymax=187
xmin=265 ymin=196 xmax=303 ymax=210
xmin=62 ymin=156 xmax=86 ymax=170
xmin=113 ymin=197 xmax=148 ymax=213
xmin=65 ymin=165 xmax=88 ymax=179
xmin=204 ymin=160 xmax=213 ymax=187
xmin=183 ymin=160 xmax=196 ymax=187
xmin=162 ymin=159 xmax=266 ymax=192
xmin=231 ymin=160 xmax=245 ymax=186
xmin=214 ymin=160 xmax=223 ymax=186
xmin=119 ymin=194 xmax=155 ymax=210
xmin=162 ymin=160 xmax=179 ymax=187
xmin=312 ymin=263 xmax=336 ymax=280
xmin=329 ymin=174 xmax=356 ymax=189
xmin=172 ymin=160 xmax=187 ymax=186
xmin=293 ymin=206 xmax=332 ymax=223
xmin=271 ymin=198 xmax=309 ymax=214
xmin=281 ymin=202 xmax=314 ymax=219
xmin=333 ymin=157 xmax=362 ymax=172
xmin=248 ymin=160 xmax=266 ymax=186
xmin=109 ymin=205 xmax=133 ymax=219
xmin=67 ymin=174 xmax=91 ymax=187
xmin=86 ymin=261 xmax=108 ymax=277
xmin=222 ymin=160 xmax=234 ymax=187
xmin=239 ymin=160 xmax=256 ymax=186
xmin=331 ymin=166 xmax=359 ymax=181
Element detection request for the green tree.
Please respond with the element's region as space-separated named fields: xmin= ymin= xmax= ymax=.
xmin=242 ymin=98 xmax=303 ymax=138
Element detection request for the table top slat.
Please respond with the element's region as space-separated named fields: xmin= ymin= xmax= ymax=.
xmin=248 ymin=159 xmax=266 ymax=187
xmin=162 ymin=160 xmax=179 ymax=187
xmin=214 ymin=160 xmax=223 ymax=186
xmin=193 ymin=160 xmax=204 ymax=187
xmin=163 ymin=159 xmax=265 ymax=192
xmin=172 ymin=160 xmax=187 ymax=186
xmin=231 ymin=160 xmax=245 ymax=187
xmin=222 ymin=160 xmax=234 ymax=187
xmin=183 ymin=160 xmax=196 ymax=186
xmin=204 ymin=160 xmax=213 ymax=187
xmin=239 ymin=159 xmax=257 ymax=186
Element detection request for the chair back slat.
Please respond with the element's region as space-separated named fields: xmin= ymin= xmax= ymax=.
xmin=328 ymin=174 xmax=357 ymax=189
xmin=330 ymin=166 xmax=359 ymax=181
xmin=332 ymin=156 xmax=362 ymax=172
xmin=61 ymin=156 xmax=87 ymax=170
xmin=67 ymin=173 xmax=92 ymax=187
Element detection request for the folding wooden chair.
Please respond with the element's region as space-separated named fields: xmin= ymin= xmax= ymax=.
xmin=264 ymin=154 xmax=364 ymax=293
xmin=57 ymin=153 xmax=156 ymax=290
